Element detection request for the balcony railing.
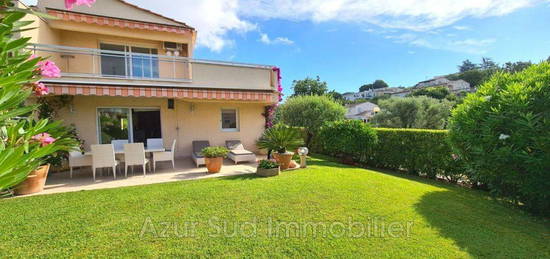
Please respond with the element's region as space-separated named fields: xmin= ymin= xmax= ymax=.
xmin=29 ymin=43 xmax=192 ymax=82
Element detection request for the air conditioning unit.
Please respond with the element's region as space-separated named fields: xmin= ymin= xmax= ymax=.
xmin=163 ymin=42 xmax=182 ymax=51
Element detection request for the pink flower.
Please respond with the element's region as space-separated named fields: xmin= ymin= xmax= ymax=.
xmin=65 ymin=0 xmax=96 ymax=10
xmin=451 ymin=154 xmax=459 ymax=160
xmin=33 ymin=82 xmax=49 ymax=96
xmin=32 ymin=133 xmax=56 ymax=147
xmin=272 ymin=67 xmax=283 ymax=102
xmin=38 ymin=60 xmax=61 ymax=78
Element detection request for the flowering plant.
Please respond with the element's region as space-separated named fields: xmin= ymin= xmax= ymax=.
xmin=0 ymin=1 xmax=83 ymax=193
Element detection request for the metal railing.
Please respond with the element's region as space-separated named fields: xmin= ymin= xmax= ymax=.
xmin=29 ymin=43 xmax=192 ymax=82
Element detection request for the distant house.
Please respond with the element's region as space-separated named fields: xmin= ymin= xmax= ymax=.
xmin=415 ymin=76 xmax=471 ymax=93
xmin=343 ymin=87 xmax=406 ymax=101
xmin=345 ymin=102 xmax=380 ymax=123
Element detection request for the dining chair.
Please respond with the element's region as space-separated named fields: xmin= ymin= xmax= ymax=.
xmin=152 ymin=139 xmax=176 ymax=172
xmin=91 ymin=144 xmax=119 ymax=181
xmin=123 ymin=143 xmax=150 ymax=177
xmin=146 ymin=138 xmax=164 ymax=149
xmin=68 ymin=151 xmax=92 ymax=178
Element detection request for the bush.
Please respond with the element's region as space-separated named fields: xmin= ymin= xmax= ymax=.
xmin=276 ymin=95 xmax=346 ymax=148
xmin=318 ymin=120 xmax=378 ymax=162
xmin=449 ymin=62 xmax=550 ymax=215
xmin=258 ymin=160 xmax=279 ymax=169
xmin=201 ymin=147 xmax=229 ymax=158
xmin=365 ymin=128 xmax=465 ymax=181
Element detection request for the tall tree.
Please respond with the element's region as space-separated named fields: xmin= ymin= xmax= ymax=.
xmin=458 ymin=59 xmax=477 ymax=72
xmin=503 ymin=61 xmax=532 ymax=73
xmin=480 ymin=57 xmax=498 ymax=71
xmin=371 ymin=96 xmax=453 ymax=129
xmin=292 ymin=76 xmax=328 ymax=96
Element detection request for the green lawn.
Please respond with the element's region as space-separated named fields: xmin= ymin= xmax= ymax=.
xmin=0 ymin=157 xmax=548 ymax=258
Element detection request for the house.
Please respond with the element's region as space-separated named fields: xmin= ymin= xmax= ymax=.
xmin=415 ymin=76 xmax=471 ymax=93
xmin=23 ymin=0 xmax=279 ymax=157
xmin=345 ymin=102 xmax=380 ymax=123
xmin=343 ymin=87 xmax=407 ymax=101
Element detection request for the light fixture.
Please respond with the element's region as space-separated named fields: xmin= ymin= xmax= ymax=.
xmin=297 ymin=147 xmax=309 ymax=168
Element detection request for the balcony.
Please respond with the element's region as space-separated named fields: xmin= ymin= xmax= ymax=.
xmin=30 ymin=44 xmax=276 ymax=91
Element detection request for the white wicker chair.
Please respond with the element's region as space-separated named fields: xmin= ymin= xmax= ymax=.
xmin=91 ymin=144 xmax=119 ymax=181
xmin=152 ymin=140 xmax=176 ymax=172
xmin=226 ymin=140 xmax=256 ymax=164
xmin=192 ymin=140 xmax=210 ymax=167
xmin=123 ymin=143 xmax=150 ymax=177
xmin=68 ymin=151 xmax=92 ymax=178
xmin=146 ymin=138 xmax=164 ymax=149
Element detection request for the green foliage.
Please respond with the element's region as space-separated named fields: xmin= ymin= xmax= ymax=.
xmin=371 ymin=96 xmax=453 ymax=129
xmin=201 ymin=146 xmax=229 ymax=158
xmin=256 ymin=124 xmax=304 ymax=153
xmin=291 ymin=76 xmax=328 ymax=96
xmin=411 ymin=86 xmax=450 ymax=100
xmin=325 ymin=90 xmax=344 ymax=104
xmin=458 ymin=59 xmax=477 ymax=72
xmin=365 ymin=128 xmax=465 ymax=181
xmin=449 ymin=62 xmax=550 ymax=215
xmin=258 ymin=159 xmax=279 ymax=169
xmin=359 ymin=79 xmax=388 ymax=92
xmin=318 ymin=120 xmax=378 ymax=161
xmin=0 ymin=2 xmax=78 ymax=192
xmin=276 ymin=95 xmax=346 ymax=147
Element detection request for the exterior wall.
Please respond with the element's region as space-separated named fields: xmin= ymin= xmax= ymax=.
xmin=55 ymin=96 xmax=266 ymax=157
xmin=191 ymin=63 xmax=273 ymax=91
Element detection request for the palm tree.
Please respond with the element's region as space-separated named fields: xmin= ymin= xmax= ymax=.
xmin=256 ymin=124 xmax=304 ymax=155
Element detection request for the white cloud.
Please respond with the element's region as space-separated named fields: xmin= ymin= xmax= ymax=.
xmin=259 ymin=33 xmax=294 ymax=45
xmin=385 ymin=33 xmax=496 ymax=54
xmin=48 ymin=0 xmax=541 ymax=52
xmin=128 ymin=0 xmax=256 ymax=52
xmin=453 ymin=25 xmax=470 ymax=30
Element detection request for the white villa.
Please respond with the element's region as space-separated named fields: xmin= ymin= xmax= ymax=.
xmin=345 ymin=102 xmax=380 ymax=123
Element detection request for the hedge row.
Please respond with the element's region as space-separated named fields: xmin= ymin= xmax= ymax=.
xmin=365 ymin=128 xmax=465 ymax=181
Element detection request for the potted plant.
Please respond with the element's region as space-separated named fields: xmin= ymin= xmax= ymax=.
xmin=256 ymin=160 xmax=280 ymax=177
xmin=256 ymin=124 xmax=304 ymax=170
xmin=201 ymin=146 xmax=229 ymax=173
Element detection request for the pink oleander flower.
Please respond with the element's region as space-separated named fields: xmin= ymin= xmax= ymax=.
xmin=38 ymin=60 xmax=61 ymax=78
xmin=32 ymin=133 xmax=56 ymax=147
xmin=33 ymin=82 xmax=49 ymax=96
xmin=65 ymin=0 xmax=96 ymax=10
xmin=451 ymin=154 xmax=459 ymax=160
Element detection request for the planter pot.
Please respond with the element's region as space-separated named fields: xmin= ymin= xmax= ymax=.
xmin=277 ymin=152 xmax=294 ymax=170
xmin=205 ymin=157 xmax=224 ymax=173
xmin=256 ymin=167 xmax=280 ymax=177
xmin=14 ymin=164 xmax=50 ymax=195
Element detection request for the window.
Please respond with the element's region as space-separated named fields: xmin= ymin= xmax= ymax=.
xmin=221 ymin=109 xmax=238 ymax=131
xmin=100 ymin=43 xmax=159 ymax=79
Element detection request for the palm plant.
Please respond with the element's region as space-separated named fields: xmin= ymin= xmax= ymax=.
xmin=256 ymin=124 xmax=304 ymax=154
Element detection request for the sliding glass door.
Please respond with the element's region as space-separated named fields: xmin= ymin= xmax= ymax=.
xmin=97 ymin=108 xmax=162 ymax=145
xmin=100 ymin=43 xmax=159 ymax=79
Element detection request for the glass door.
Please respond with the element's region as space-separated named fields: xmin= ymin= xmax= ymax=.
xmin=97 ymin=108 xmax=132 ymax=144
xmin=100 ymin=43 xmax=128 ymax=77
xmin=130 ymin=47 xmax=159 ymax=79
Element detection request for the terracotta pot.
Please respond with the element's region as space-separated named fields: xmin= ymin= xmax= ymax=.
xmin=14 ymin=164 xmax=50 ymax=195
xmin=277 ymin=152 xmax=294 ymax=170
xmin=205 ymin=157 xmax=224 ymax=173
xmin=256 ymin=167 xmax=280 ymax=177
xmin=272 ymin=153 xmax=280 ymax=162
xmin=288 ymin=160 xmax=298 ymax=169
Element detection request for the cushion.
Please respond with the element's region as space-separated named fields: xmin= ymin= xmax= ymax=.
xmin=193 ymin=151 xmax=204 ymax=158
xmin=230 ymin=149 xmax=254 ymax=156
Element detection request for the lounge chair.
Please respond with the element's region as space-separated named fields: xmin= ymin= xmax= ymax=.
xmin=192 ymin=140 xmax=210 ymax=167
xmin=226 ymin=140 xmax=256 ymax=164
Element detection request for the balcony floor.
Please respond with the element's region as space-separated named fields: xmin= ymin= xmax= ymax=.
xmin=34 ymin=157 xmax=264 ymax=196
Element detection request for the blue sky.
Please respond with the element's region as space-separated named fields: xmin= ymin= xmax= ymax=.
xmin=23 ymin=0 xmax=550 ymax=97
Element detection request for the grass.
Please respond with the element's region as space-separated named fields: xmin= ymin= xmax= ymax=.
xmin=0 ymin=156 xmax=548 ymax=258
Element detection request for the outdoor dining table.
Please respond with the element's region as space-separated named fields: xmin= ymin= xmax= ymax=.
xmin=84 ymin=148 xmax=165 ymax=156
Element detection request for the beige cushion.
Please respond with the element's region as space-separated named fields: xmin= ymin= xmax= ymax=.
xmin=231 ymin=149 xmax=254 ymax=155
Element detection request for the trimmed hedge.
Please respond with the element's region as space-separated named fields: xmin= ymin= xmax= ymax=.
xmin=318 ymin=120 xmax=378 ymax=161
xmin=365 ymin=128 xmax=465 ymax=181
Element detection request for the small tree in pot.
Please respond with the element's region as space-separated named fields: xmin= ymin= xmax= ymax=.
xmin=201 ymin=146 xmax=229 ymax=174
xmin=256 ymin=124 xmax=304 ymax=170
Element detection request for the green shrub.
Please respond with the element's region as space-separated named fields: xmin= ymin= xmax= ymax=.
xmin=276 ymin=95 xmax=346 ymax=147
xmin=371 ymin=96 xmax=454 ymax=129
xmin=449 ymin=62 xmax=550 ymax=215
xmin=318 ymin=120 xmax=378 ymax=161
xmin=201 ymin=147 xmax=229 ymax=158
xmin=365 ymin=128 xmax=465 ymax=181
xmin=258 ymin=160 xmax=279 ymax=169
